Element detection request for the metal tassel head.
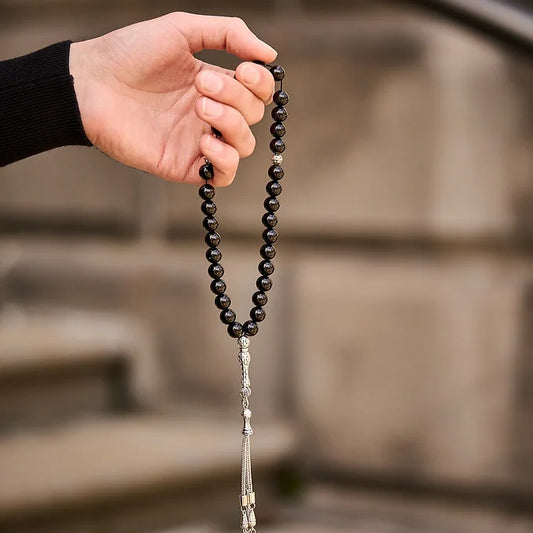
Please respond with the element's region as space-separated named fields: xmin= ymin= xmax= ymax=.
xmin=238 ymin=335 xmax=250 ymax=349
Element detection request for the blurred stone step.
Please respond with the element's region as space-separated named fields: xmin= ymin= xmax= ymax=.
xmin=152 ymin=485 xmax=533 ymax=533
xmin=273 ymin=484 xmax=533 ymax=533
xmin=1 ymin=240 xmax=287 ymax=418
xmin=0 ymin=309 xmax=161 ymax=433
xmin=0 ymin=415 xmax=296 ymax=533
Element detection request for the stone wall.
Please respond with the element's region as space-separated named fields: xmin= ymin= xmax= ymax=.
xmin=1 ymin=1 xmax=532 ymax=500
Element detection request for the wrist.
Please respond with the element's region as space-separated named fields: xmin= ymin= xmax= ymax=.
xmin=69 ymin=39 xmax=98 ymax=144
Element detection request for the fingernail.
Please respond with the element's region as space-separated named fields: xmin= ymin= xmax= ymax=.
xmin=202 ymin=98 xmax=223 ymax=118
xmin=206 ymin=134 xmax=222 ymax=153
xmin=200 ymin=71 xmax=223 ymax=94
xmin=260 ymin=40 xmax=278 ymax=58
xmin=241 ymin=64 xmax=260 ymax=85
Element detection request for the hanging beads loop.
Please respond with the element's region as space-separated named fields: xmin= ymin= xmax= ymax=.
xmin=198 ymin=64 xmax=288 ymax=340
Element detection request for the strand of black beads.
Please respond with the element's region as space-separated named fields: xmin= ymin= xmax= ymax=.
xmin=247 ymin=66 xmax=288 ymax=337
xmin=199 ymin=64 xmax=287 ymax=340
xmin=199 ymin=163 xmax=244 ymax=339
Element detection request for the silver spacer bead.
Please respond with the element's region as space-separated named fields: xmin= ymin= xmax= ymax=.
xmin=238 ymin=336 xmax=250 ymax=349
xmin=271 ymin=154 xmax=283 ymax=165
xmin=243 ymin=408 xmax=252 ymax=419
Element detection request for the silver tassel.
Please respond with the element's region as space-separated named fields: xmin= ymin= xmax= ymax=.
xmin=238 ymin=336 xmax=256 ymax=532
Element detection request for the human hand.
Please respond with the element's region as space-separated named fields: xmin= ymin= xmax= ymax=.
xmin=69 ymin=12 xmax=277 ymax=187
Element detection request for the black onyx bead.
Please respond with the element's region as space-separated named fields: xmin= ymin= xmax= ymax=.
xmin=259 ymin=260 xmax=275 ymax=275
xmin=244 ymin=320 xmax=259 ymax=337
xmin=250 ymin=307 xmax=266 ymax=322
xmin=264 ymin=197 xmax=280 ymax=212
xmin=260 ymin=244 xmax=276 ymax=259
xmin=208 ymin=263 xmax=224 ymax=279
xmin=220 ymin=308 xmax=236 ymax=324
xmin=273 ymin=90 xmax=289 ymax=105
xmin=199 ymin=184 xmax=215 ymax=200
xmin=206 ymin=248 xmax=222 ymax=263
xmin=268 ymin=165 xmax=284 ymax=180
xmin=257 ymin=276 xmax=273 ymax=291
xmin=270 ymin=138 xmax=286 ymax=154
xmin=203 ymin=216 xmax=218 ymax=231
xmin=270 ymin=65 xmax=285 ymax=81
xmin=210 ymin=279 xmax=226 ymax=295
xmin=252 ymin=291 xmax=268 ymax=307
xmin=266 ymin=181 xmax=282 ymax=197
xmin=199 ymin=162 xmax=214 ymax=180
xmin=228 ymin=322 xmax=244 ymax=338
xmin=201 ymin=201 xmax=217 ymax=216
xmin=271 ymin=106 xmax=288 ymax=122
xmin=270 ymin=122 xmax=286 ymax=138
xmin=262 ymin=212 xmax=278 ymax=228
xmin=215 ymin=294 xmax=231 ymax=309
xmin=205 ymin=231 xmax=221 ymax=247
xmin=262 ymin=229 xmax=278 ymax=244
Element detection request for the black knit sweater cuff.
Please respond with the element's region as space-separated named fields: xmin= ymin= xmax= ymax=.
xmin=0 ymin=40 xmax=92 ymax=167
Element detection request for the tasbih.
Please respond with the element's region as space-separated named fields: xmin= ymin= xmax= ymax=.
xmin=198 ymin=64 xmax=287 ymax=532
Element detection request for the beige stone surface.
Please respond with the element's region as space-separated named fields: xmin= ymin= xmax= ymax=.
xmin=0 ymin=415 xmax=295 ymax=519
xmin=0 ymin=308 xmax=162 ymax=430
xmin=157 ymin=483 xmax=533 ymax=533
xmin=0 ymin=147 xmax=142 ymax=233
xmin=292 ymin=251 xmax=533 ymax=490
xmin=0 ymin=240 xmax=289 ymax=416
xmin=270 ymin=484 xmax=533 ymax=533
xmin=0 ymin=308 xmax=137 ymax=374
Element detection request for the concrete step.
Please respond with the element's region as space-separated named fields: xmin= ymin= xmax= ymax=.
xmin=0 ymin=415 xmax=296 ymax=533
xmin=156 ymin=483 xmax=533 ymax=533
xmin=274 ymin=484 xmax=533 ymax=533
xmin=0 ymin=308 xmax=161 ymax=433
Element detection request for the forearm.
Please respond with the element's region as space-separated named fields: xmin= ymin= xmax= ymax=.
xmin=0 ymin=41 xmax=92 ymax=167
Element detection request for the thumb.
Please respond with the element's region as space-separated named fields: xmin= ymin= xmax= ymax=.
xmin=170 ymin=12 xmax=277 ymax=63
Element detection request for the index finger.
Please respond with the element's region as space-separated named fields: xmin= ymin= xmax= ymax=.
xmin=170 ymin=12 xmax=278 ymax=63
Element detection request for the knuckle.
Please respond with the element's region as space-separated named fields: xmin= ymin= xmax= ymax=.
xmin=217 ymin=173 xmax=236 ymax=188
xmin=231 ymin=16 xmax=247 ymax=30
xmin=241 ymin=135 xmax=256 ymax=158
xmin=228 ymin=148 xmax=240 ymax=170
xmin=251 ymin=104 xmax=265 ymax=125
xmin=219 ymin=147 xmax=239 ymax=172
xmin=227 ymin=110 xmax=242 ymax=132
xmin=217 ymin=165 xmax=238 ymax=187
xmin=268 ymin=80 xmax=276 ymax=99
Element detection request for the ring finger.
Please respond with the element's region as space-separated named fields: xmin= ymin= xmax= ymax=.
xmin=196 ymin=96 xmax=256 ymax=158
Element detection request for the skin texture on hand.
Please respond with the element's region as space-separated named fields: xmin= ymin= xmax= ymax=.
xmin=69 ymin=12 xmax=277 ymax=187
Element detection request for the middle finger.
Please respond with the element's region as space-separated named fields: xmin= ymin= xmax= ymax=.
xmin=195 ymin=69 xmax=265 ymax=126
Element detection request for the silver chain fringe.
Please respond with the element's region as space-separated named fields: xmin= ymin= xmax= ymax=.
xmin=238 ymin=336 xmax=256 ymax=532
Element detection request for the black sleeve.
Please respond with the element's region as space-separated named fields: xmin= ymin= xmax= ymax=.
xmin=0 ymin=41 xmax=92 ymax=167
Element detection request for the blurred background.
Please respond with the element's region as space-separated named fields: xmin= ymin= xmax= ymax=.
xmin=0 ymin=0 xmax=532 ymax=532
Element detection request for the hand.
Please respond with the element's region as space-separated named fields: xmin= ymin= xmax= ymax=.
xmin=69 ymin=12 xmax=277 ymax=187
